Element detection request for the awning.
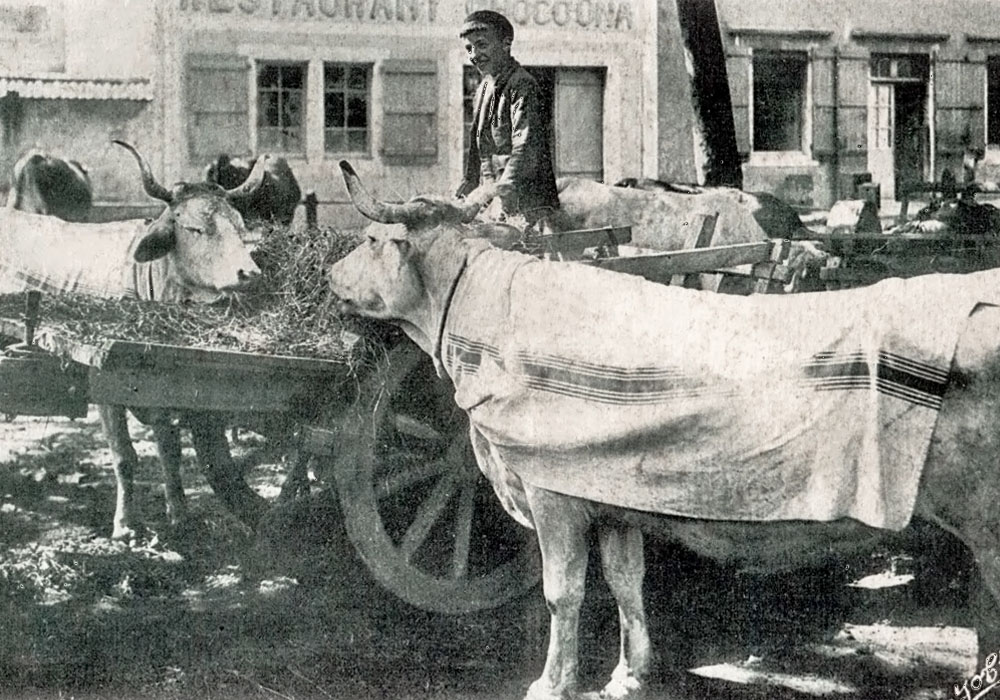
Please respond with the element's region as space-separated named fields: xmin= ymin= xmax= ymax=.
xmin=0 ymin=77 xmax=153 ymax=101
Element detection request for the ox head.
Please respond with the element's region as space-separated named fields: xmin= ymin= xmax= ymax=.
xmin=329 ymin=161 xmax=452 ymax=320
xmin=8 ymin=150 xmax=93 ymax=222
xmin=114 ymin=140 xmax=262 ymax=292
xmin=204 ymin=154 xmax=254 ymax=189
xmin=330 ymin=161 xmax=499 ymax=353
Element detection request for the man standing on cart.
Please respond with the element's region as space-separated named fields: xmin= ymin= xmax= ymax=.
xmin=455 ymin=10 xmax=561 ymax=232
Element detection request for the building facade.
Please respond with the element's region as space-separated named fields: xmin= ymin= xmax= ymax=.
xmin=718 ymin=0 xmax=1000 ymax=209
xmin=10 ymin=0 xmax=997 ymax=220
xmin=1 ymin=0 xmax=675 ymax=226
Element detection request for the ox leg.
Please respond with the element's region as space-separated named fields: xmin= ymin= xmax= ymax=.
xmin=187 ymin=412 xmax=268 ymax=529
xmin=972 ymin=566 xmax=1000 ymax=667
xmin=277 ymin=439 xmax=313 ymax=504
xmin=151 ymin=422 xmax=187 ymax=526
xmin=98 ymin=404 xmax=141 ymax=540
xmin=598 ymin=524 xmax=651 ymax=699
xmin=523 ymin=486 xmax=591 ymax=700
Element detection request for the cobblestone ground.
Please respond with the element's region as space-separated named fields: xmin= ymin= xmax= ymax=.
xmin=0 ymin=409 xmax=982 ymax=700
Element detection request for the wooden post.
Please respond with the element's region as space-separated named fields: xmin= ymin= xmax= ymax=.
xmin=671 ymin=212 xmax=720 ymax=289
xmin=21 ymin=291 xmax=41 ymax=346
xmin=303 ymin=190 xmax=318 ymax=228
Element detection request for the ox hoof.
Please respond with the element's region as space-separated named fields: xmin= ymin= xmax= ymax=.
xmin=524 ymin=679 xmax=577 ymax=700
xmin=112 ymin=525 xmax=138 ymax=541
xmin=600 ymin=676 xmax=644 ymax=700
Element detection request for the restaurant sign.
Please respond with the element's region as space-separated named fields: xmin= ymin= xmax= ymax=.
xmin=178 ymin=0 xmax=441 ymax=23
xmin=464 ymin=0 xmax=634 ymax=31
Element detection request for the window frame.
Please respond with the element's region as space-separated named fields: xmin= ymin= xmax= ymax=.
xmin=987 ymin=55 xmax=1000 ymax=148
xmin=748 ymin=49 xmax=814 ymax=166
xmin=254 ymin=60 xmax=308 ymax=156
xmin=323 ymin=61 xmax=373 ymax=157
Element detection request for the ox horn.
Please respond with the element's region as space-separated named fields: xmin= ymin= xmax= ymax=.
xmin=225 ymin=155 xmax=268 ymax=203
xmin=339 ymin=160 xmax=426 ymax=224
xmin=113 ymin=140 xmax=172 ymax=203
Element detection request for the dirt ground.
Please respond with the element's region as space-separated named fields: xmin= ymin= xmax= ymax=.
xmin=0 ymin=408 xmax=985 ymax=700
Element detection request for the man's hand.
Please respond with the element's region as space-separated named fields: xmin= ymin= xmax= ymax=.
xmin=455 ymin=184 xmax=498 ymax=223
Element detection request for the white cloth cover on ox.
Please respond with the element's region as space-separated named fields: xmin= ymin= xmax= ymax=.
xmin=0 ymin=208 xmax=158 ymax=300
xmin=438 ymin=246 xmax=999 ymax=532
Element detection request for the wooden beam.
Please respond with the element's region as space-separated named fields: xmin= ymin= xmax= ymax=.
xmin=537 ymin=226 xmax=632 ymax=258
xmin=591 ymin=241 xmax=774 ymax=285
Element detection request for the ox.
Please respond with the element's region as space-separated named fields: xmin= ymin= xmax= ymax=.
xmin=6 ymin=150 xmax=92 ymax=222
xmin=205 ymin=153 xmax=302 ymax=227
xmin=3 ymin=140 xmax=267 ymax=539
xmin=613 ymin=176 xmax=811 ymax=241
xmin=329 ymin=162 xmax=1000 ymax=700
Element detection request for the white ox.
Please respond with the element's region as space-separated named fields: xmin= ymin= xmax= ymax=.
xmin=329 ymin=162 xmax=1000 ymax=700
xmin=550 ymin=176 xmax=828 ymax=290
xmin=2 ymin=140 xmax=266 ymax=539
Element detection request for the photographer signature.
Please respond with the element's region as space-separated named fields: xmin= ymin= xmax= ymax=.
xmin=956 ymin=652 xmax=999 ymax=700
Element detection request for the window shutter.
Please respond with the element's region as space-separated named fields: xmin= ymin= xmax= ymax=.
xmin=936 ymin=57 xmax=986 ymax=156
xmin=836 ymin=53 xmax=869 ymax=159
xmin=725 ymin=47 xmax=751 ymax=156
xmin=811 ymin=51 xmax=836 ymax=156
xmin=381 ymin=59 xmax=438 ymax=165
xmin=186 ymin=54 xmax=251 ymax=161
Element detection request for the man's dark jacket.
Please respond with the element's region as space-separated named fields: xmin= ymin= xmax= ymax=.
xmin=457 ymin=60 xmax=560 ymax=217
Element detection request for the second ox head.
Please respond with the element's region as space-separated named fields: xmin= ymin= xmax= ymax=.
xmin=328 ymin=161 xmax=479 ymax=321
xmin=114 ymin=140 xmax=263 ymax=292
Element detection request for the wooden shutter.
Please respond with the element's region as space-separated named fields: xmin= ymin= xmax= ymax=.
xmin=725 ymin=46 xmax=751 ymax=156
xmin=186 ymin=54 xmax=250 ymax=161
xmin=836 ymin=52 xmax=869 ymax=169
xmin=381 ymin=59 xmax=438 ymax=164
xmin=811 ymin=50 xmax=836 ymax=156
xmin=936 ymin=56 xmax=986 ymax=157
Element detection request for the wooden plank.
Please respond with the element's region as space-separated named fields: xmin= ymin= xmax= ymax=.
xmin=86 ymin=364 xmax=352 ymax=414
xmin=10 ymin=324 xmax=351 ymax=377
xmin=791 ymin=231 xmax=1000 ymax=244
xmin=672 ymin=213 xmax=719 ymax=288
xmin=591 ymin=241 xmax=774 ymax=285
xmin=538 ymin=226 xmax=632 ymax=258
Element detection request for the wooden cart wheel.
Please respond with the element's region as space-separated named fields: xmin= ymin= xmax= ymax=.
xmin=330 ymin=340 xmax=540 ymax=614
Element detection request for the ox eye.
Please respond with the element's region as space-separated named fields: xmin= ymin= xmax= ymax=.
xmin=185 ymin=226 xmax=206 ymax=235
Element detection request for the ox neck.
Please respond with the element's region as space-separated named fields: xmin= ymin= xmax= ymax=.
xmin=396 ymin=230 xmax=481 ymax=375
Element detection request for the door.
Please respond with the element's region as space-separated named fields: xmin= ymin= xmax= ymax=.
xmin=554 ymin=68 xmax=605 ymax=181
xmin=894 ymin=83 xmax=926 ymax=197
xmin=868 ymin=82 xmax=895 ymax=200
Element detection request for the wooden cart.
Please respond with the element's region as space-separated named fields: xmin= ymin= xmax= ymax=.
xmin=1 ymin=219 xmax=983 ymax=615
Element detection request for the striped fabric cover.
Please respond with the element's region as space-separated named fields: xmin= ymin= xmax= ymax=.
xmin=440 ymin=246 xmax=998 ymax=531
xmin=0 ymin=208 xmax=150 ymax=299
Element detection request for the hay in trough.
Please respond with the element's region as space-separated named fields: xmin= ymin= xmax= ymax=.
xmin=0 ymin=224 xmax=399 ymax=370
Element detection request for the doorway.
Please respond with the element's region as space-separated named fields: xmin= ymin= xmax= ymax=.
xmin=867 ymin=54 xmax=929 ymax=201
xmin=462 ymin=65 xmax=606 ymax=182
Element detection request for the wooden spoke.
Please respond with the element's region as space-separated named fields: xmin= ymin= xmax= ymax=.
xmin=399 ymin=471 xmax=459 ymax=563
xmin=376 ymin=459 xmax=449 ymax=499
xmin=450 ymin=477 xmax=476 ymax=579
xmin=392 ymin=412 xmax=446 ymax=442
xmin=328 ymin=340 xmax=540 ymax=613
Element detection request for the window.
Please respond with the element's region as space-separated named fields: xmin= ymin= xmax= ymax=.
xmin=871 ymin=55 xmax=926 ymax=82
xmin=989 ymin=56 xmax=1000 ymax=146
xmin=325 ymin=63 xmax=371 ymax=154
xmin=752 ymin=51 xmax=807 ymax=152
xmin=257 ymin=62 xmax=305 ymax=153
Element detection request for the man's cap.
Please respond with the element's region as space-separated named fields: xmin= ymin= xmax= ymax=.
xmin=460 ymin=10 xmax=514 ymax=42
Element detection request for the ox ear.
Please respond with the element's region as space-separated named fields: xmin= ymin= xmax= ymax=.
xmin=134 ymin=213 xmax=177 ymax=262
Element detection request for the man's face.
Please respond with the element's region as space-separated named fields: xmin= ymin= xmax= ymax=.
xmin=463 ymin=29 xmax=511 ymax=77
